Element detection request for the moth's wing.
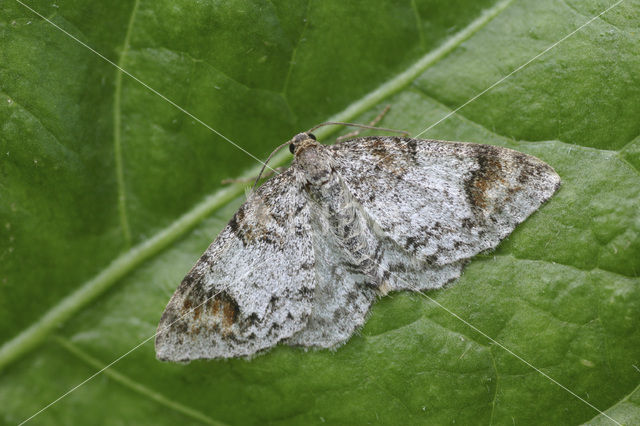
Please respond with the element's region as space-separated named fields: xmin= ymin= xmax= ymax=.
xmin=330 ymin=137 xmax=560 ymax=291
xmin=286 ymin=198 xmax=378 ymax=349
xmin=155 ymin=169 xmax=315 ymax=361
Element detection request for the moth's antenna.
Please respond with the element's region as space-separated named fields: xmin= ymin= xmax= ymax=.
xmin=252 ymin=140 xmax=291 ymax=191
xmin=307 ymin=121 xmax=410 ymax=137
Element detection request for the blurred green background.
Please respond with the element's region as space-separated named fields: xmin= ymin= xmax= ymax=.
xmin=1 ymin=0 xmax=639 ymax=424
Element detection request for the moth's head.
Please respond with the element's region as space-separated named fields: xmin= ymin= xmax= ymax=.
xmin=289 ymin=132 xmax=332 ymax=185
xmin=288 ymin=132 xmax=317 ymax=156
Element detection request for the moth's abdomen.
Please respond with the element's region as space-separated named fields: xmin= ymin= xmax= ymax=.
xmin=308 ymin=172 xmax=379 ymax=280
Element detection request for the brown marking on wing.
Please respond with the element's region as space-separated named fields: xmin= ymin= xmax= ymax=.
xmin=241 ymin=226 xmax=271 ymax=245
xmin=209 ymin=297 xmax=220 ymax=316
xmin=179 ymin=295 xmax=203 ymax=337
xmin=370 ymin=138 xmax=407 ymax=177
xmin=504 ymin=185 xmax=524 ymax=203
xmin=201 ymin=291 xmax=239 ymax=338
xmin=182 ymin=299 xmax=193 ymax=311
xmin=465 ymin=146 xmax=506 ymax=210
xmin=221 ymin=298 xmax=238 ymax=336
xmin=229 ymin=203 xmax=269 ymax=245
xmin=178 ymin=289 xmax=241 ymax=338
xmin=228 ymin=197 xmax=282 ymax=246
xmin=193 ymin=304 xmax=202 ymax=321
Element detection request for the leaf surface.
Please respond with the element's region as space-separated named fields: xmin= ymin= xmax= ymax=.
xmin=1 ymin=0 xmax=639 ymax=424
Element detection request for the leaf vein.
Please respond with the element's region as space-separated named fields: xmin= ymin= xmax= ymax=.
xmin=503 ymin=253 xmax=639 ymax=279
xmin=280 ymin=0 xmax=311 ymax=96
xmin=112 ymin=0 xmax=141 ymax=247
xmin=581 ymin=381 xmax=640 ymax=424
xmin=409 ymin=82 xmax=515 ymax=141
xmin=559 ymin=0 xmax=626 ymax=34
xmin=55 ymin=337 xmax=226 ymax=425
xmin=410 ymin=0 xmax=426 ymax=47
xmin=488 ymin=349 xmax=500 ymax=426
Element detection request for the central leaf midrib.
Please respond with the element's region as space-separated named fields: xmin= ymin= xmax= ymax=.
xmin=0 ymin=0 xmax=515 ymax=372
xmin=113 ymin=0 xmax=141 ymax=247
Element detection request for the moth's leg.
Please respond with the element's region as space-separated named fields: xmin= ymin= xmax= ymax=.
xmin=221 ymin=166 xmax=286 ymax=184
xmin=337 ymin=105 xmax=391 ymax=142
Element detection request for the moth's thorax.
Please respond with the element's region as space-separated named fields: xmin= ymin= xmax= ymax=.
xmin=290 ymin=135 xmax=378 ymax=278
xmin=292 ymin=137 xmax=333 ymax=186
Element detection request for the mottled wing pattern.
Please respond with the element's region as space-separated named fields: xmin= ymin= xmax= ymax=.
xmin=155 ymin=169 xmax=314 ymax=361
xmin=330 ymin=137 xmax=561 ymax=291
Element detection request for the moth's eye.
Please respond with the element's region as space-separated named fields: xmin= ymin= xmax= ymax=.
xmin=308 ymin=133 xmax=316 ymax=141
xmin=289 ymin=143 xmax=296 ymax=154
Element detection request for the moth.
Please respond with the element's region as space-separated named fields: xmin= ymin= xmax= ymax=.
xmin=155 ymin=132 xmax=560 ymax=362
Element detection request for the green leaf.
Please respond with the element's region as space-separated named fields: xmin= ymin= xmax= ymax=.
xmin=1 ymin=0 xmax=639 ymax=424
